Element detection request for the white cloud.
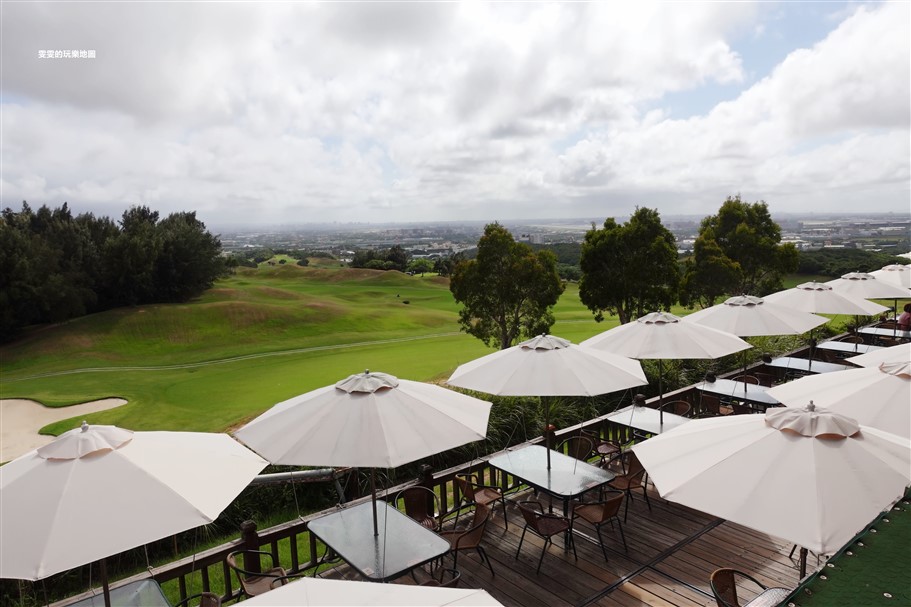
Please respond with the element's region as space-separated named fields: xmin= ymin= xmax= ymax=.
xmin=1 ymin=2 xmax=907 ymax=224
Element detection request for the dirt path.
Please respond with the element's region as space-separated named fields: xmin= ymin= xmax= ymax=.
xmin=0 ymin=398 xmax=128 ymax=462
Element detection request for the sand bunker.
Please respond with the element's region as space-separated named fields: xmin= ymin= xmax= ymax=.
xmin=1 ymin=398 xmax=128 ymax=462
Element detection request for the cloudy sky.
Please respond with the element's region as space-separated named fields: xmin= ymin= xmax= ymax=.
xmin=2 ymin=1 xmax=909 ymax=228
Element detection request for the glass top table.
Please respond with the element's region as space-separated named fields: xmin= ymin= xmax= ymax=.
xmin=815 ymin=341 xmax=883 ymax=355
xmin=308 ymin=500 xmax=450 ymax=582
xmin=696 ymin=378 xmax=781 ymax=408
xmin=857 ymin=327 xmax=911 ymax=340
xmin=604 ymin=405 xmax=690 ymax=435
xmin=67 ymin=580 xmax=169 ymax=607
xmin=487 ymin=445 xmax=615 ymax=515
xmin=767 ymin=356 xmax=853 ymax=374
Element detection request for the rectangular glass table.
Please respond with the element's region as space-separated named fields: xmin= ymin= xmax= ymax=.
xmin=857 ymin=327 xmax=911 ymax=341
xmin=767 ymin=356 xmax=853 ymax=375
xmin=308 ymin=500 xmax=450 ymax=582
xmin=696 ymin=378 xmax=780 ymax=409
xmin=816 ymin=341 xmax=883 ymax=355
xmin=487 ymin=445 xmax=615 ymax=519
xmin=604 ymin=405 xmax=690 ymax=436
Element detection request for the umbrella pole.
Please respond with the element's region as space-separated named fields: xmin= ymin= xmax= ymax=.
xmin=799 ymin=547 xmax=808 ymax=578
xmin=99 ymin=558 xmax=112 ymax=607
xmin=543 ymin=396 xmax=552 ymax=470
xmin=370 ymin=469 xmax=379 ymax=537
xmin=658 ymin=359 xmax=664 ymax=426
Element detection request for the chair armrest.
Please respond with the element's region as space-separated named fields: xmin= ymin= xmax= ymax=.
xmin=228 ymin=550 xmax=282 ymax=577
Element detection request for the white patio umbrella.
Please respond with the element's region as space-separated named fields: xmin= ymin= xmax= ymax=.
xmin=682 ymin=295 xmax=829 ymax=337
xmin=763 ymin=282 xmax=889 ymax=316
xmin=768 ymin=361 xmax=911 ymax=439
xmin=580 ymin=312 xmax=751 ymax=422
xmin=631 ymin=405 xmax=911 ymax=577
xmin=241 ymin=576 xmax=504 ymax=606
xmin=446 ymin=334 xmax=647 ymax=469
xmin=0 ymin=423 xmax=268 ymax=605
xmin=870 ymin=264 xmax=911 ymax=289
xmin=825 ymin=272 xmax=909 ymax=300
xmin=848 ymin=342 xmax=911 ymax=368
xmin=234 ymin=370 xmax=492 ymax=535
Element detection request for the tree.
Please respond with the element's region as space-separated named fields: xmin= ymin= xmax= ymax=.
xmin=679 ymin=228 xmax=742 ymax=309
xmin=153 ymin=211 xmax=225 ymax=301
xmin=687 ymin=196 xmax=798 ymax=297
xmin=450 ymin=223 xmax=564 ymax=349
xmin=579 ymin=207 xmax=680 ymax=324
xmin=407 ymin=258 xmax=434 ymax=276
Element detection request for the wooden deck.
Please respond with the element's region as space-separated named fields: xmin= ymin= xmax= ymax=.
xmin=320 ymin=481 xmax=802 ymax=607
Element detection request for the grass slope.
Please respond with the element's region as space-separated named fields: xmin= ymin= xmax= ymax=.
xmin=0 ymin=267 xmax=608 ymax=436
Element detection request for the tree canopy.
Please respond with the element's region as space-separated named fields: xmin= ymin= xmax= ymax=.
xmin=681 ymin=196 xmax=798 ymax=305
xmin=579 ymin=207 xmax=680 ymax=324
xmin=0 ymin=202 xmax=226 ymax=341
xmin=450 ymin=223 xmax=564 ymax=349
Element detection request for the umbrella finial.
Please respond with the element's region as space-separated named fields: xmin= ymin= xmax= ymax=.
xmin=806 ymin=401 xmax=816 ymax=412
xmin=80 ymin=421 xmax=89 ymax=432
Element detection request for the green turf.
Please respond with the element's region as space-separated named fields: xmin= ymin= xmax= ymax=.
xmin=790 ymin=492 xmax=911 ymax=606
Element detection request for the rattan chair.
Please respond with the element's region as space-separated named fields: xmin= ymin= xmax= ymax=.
xmin=698 ymin=393 xmax=731 ymax=417
xmin=838 ymin=335 xmax=864 ymax=344
xmin=659 ymin=400 xmax=691 ymax=417
xmin=608 ymin=451 xmax=651 ymax=521
xmin=582 ymin=430 xmax=626 ymax=466
xmin=419 ymin=567 xmax=461 ymax=588
xmin=710 ymin=568 xmax=789 ymax=607
xmin=753 ymin=371 xmax=776 ymax=387
xmin=396 ymin=485 xmax=442 ymax=531
xmin=515 ymin=500 xmax=576 ymax=573
xmin=557 ymin=435 xmax=595 ymax=462
xmin=730 ymin=402 xmax=755 ymax=415
xmin=226 ymin=550 xmax=287 ymax=598
xmin=174 ymin=592 xmax=221 ymax=607
xmin=454 ymin=473 xmax=508 ymax=530
xmin=438 ymin=503 xmax=495 ymax=576
xmin=571 ymin=490 xmax=627 ymax=561
xmin=732 ymin=374 xmax=760 ymax=385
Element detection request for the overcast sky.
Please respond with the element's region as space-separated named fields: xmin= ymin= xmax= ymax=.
xmin=2 ymin=1 xmax=909 ymax=228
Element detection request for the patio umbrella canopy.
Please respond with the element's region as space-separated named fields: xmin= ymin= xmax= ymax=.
xmin=580 ymin=311 xmax=751 ymax=420
xmin=768 ymin=361 xmax=911 ymax=439
xmin=630 ymin=405 xmax=911 ymax=575
xmin=235 ymin=371 xmax=491 ymax=469
xmin=848 ymin=342 xmax=911 ymax=368
xmin=763 ymin=282 xmax=889 ymax=316
xmin=241 ymin=577 xmax=504 ymax=606
xmin=0 ymin=423 xmax=268 ymax=582
xmin=446 ymin=334 xmax=647 ymax=468
xmin=682 ymin=295 xmax=829 ymax=337
xmin=234 ymin=371 xmax=492 ymax=534
xmin=825 ymin=272 xmax=910 ymax=300
xmin=871 ymin=264 xmax=911 ymax=289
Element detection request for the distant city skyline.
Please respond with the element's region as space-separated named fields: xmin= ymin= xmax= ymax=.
xmin=2 ymin=2 xmax=909 ymax=227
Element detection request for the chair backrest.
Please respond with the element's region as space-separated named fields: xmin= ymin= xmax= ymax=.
xmin=700 ymin=393 xmax=722 ymax=415
xmin=397 ymin=486 xmax=440 ymax=529
xmin=452 ymin=503 xmax=490 ymax=551
xmin=593 ymin=492 xmax=624 ymax=521
xmin=839 ymin=335 xmax=864 ymax=344
xmin=753 ymin=372 xmax=775 ymax=387
xmin=710 ymin=569 xmax=739 ymax=607
xmin=558 ymin=435 xmax=594 ymax=461
xmin=732 ymin=374 xmax=759 ymax=385
xmin=730 ymin=403 xmax=753 ymax=415
xmin=517 ymin=501 xmax=542 ymax=527
xmin=422 ymin=567 xmax=461 ymax=588
xmin=660 ymin=400 xmax=691 ymax=416
xmin=455 ymin=474 xmax=478 ymax=502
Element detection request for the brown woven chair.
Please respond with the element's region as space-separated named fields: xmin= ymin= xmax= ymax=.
xmin=571 ymin=490 xmax=627 ymax=561
xmin=454 ymin=473 xmax=508 ymax=530
xmin=438 ymin=503 xmax=495 ymax=576
xmin=838 ymin=335 xmax=864 ymax=344
xmin=174 ymin=593 xmax=221 ymax=607
xmin=226 ymin=550 xmax=287 ymax=598
xmin=698 ymin=393 xmax=731 ymax=417
xmin=659 ymin=400 xmax=691 ymax=417
xmin=710 ymin=568 xmax=787 ymax=607
xmin=515 ymin=500 xmax=576 ymax=573
xmin=582 ymin=430 xmax=625 ymax=466
xmin=396 ymin=485 xmax=442 ymax=531
xmin=730 ymin=402 xmax=754 ymax=415
xmin=732 ymin=374 xmax=760 ymax=385
xmin=419 ymin=567 xmax=461 ymax=588
xmin=608 ymin=451 xmax=651 ymax=521
xmin=557 ymin=435 xmax=595 ymax=462
xmin=753 ymin=371 xmax=776 ymax=387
